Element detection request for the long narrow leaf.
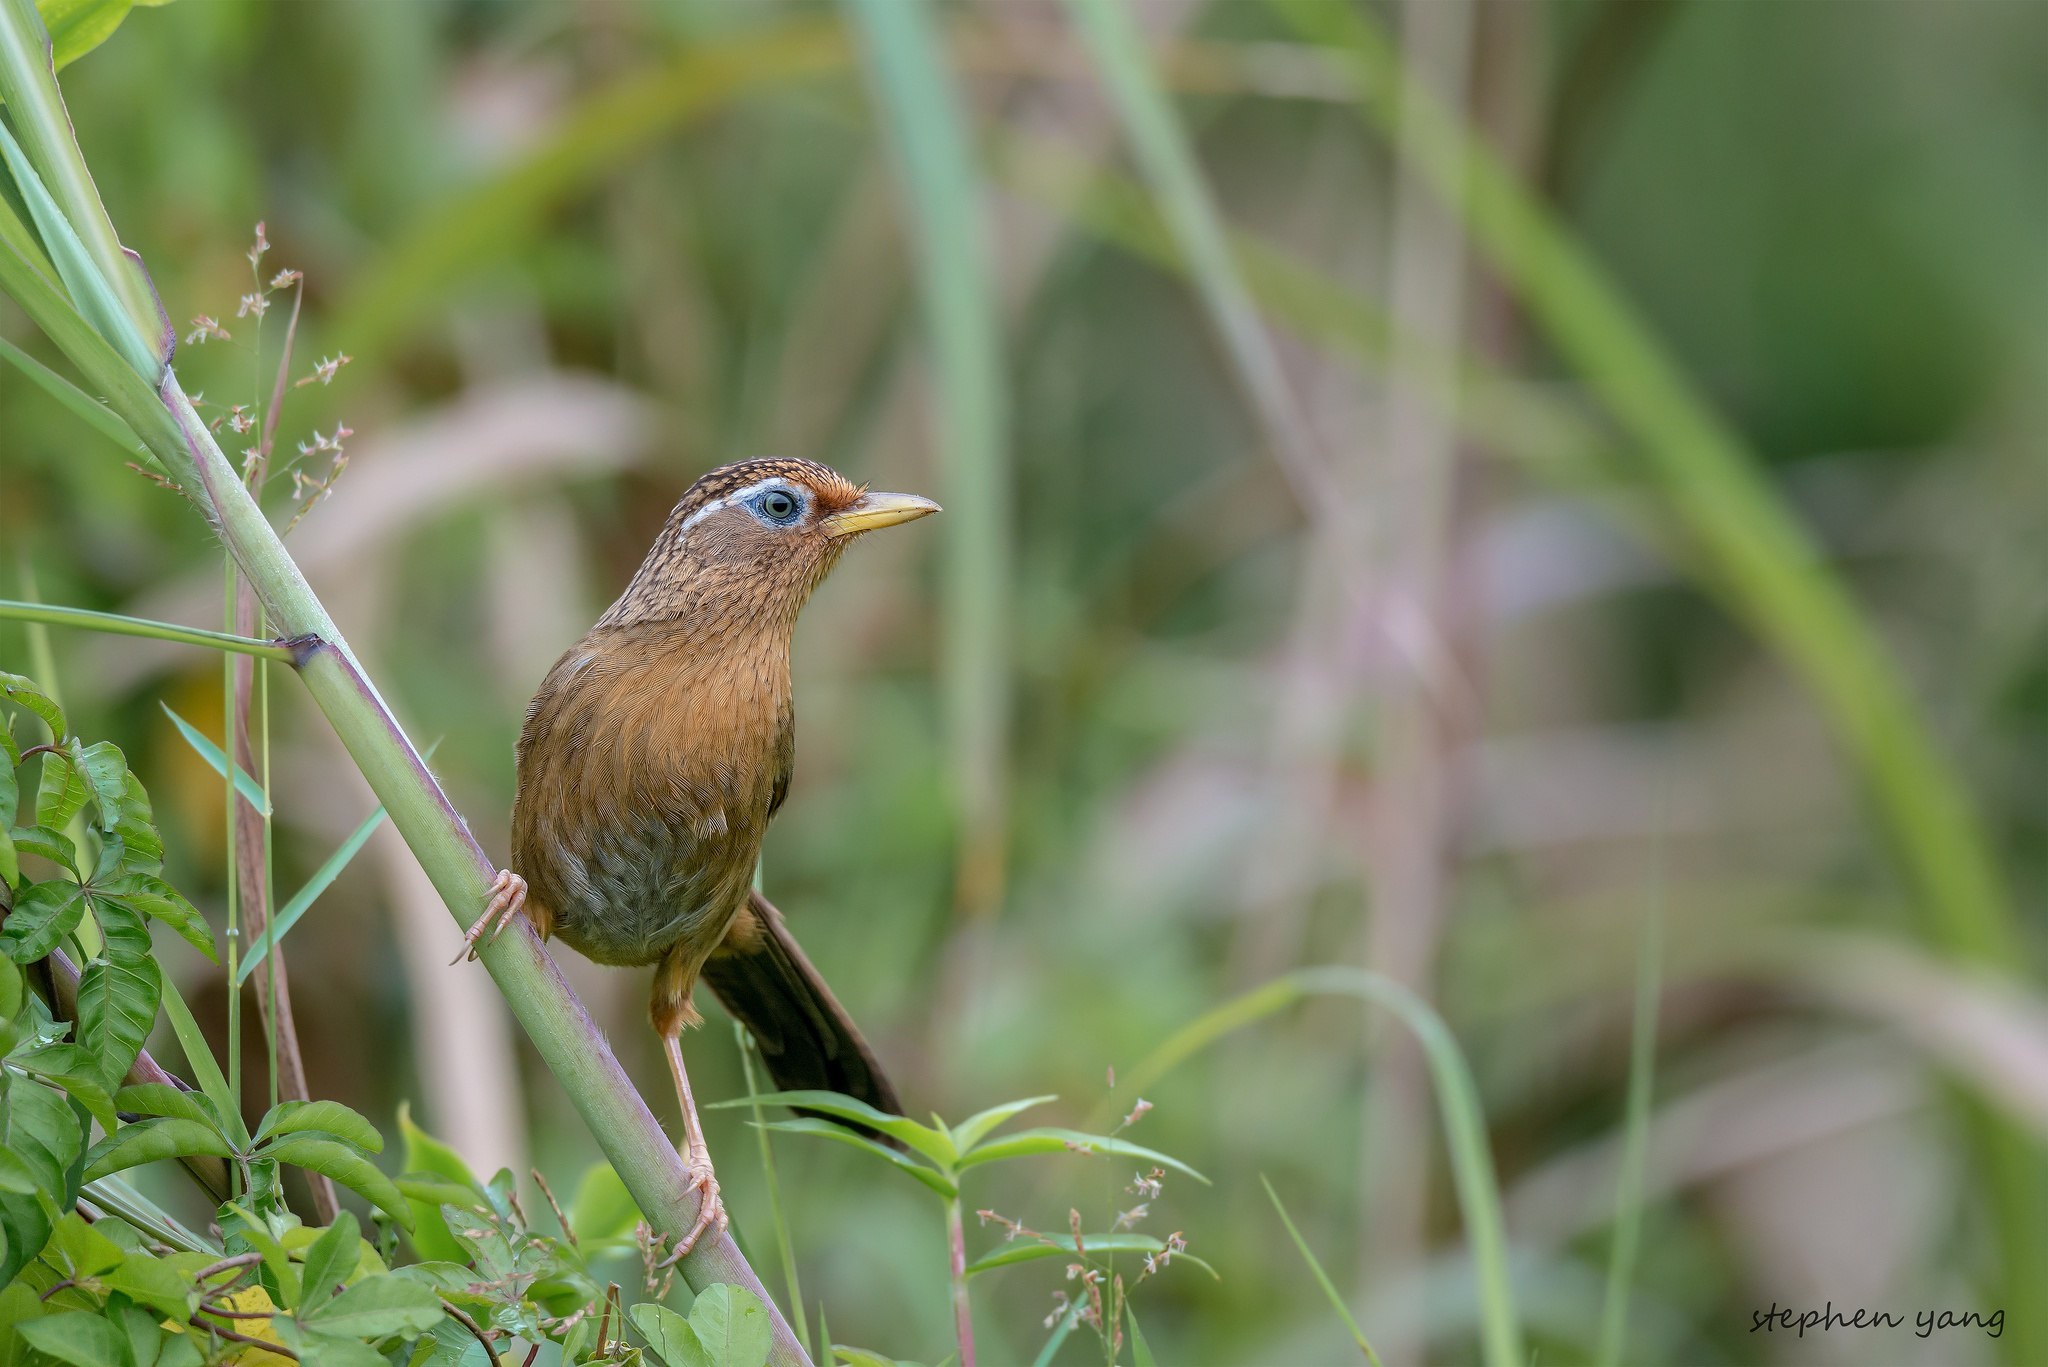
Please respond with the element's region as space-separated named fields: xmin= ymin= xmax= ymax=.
xmin=1262 ymin=1175 xmax=1383 ymax=1365
xmin=0 ymin=332 xmax=141 ymax=450
xmin=753 ymin=1118 xmax=956 ymax=1198
xmin=236 ymin=800 xmax=388 ymax=985
xmin=966 ymin=1232 xmax=1215 ymax=1280
xmin=953 ymin=1127 xmax=1206 ymax=1184
xmin=159 ymin=702 xmax=267 ymax=815
xmin=949 ymin=1094 xmax=1055 ymax=1155
xmin=711 ymin=1089 xmax=956 ymax=1168
xmin=157 ymin=973 xmax=248 ymax=1147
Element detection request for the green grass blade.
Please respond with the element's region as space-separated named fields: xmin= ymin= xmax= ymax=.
xmin=159 ymin=701 xmax=267 ymax=816
xmin=0 ymin=0 xmax=163 ymax=367
xmin=0 ymin=332 xmax=141 ymax=451
xmin=1262 ymin=1175 xmax=1383 ymax=1365
xmin=235 ymin=799 xmax=389 ymax=986
xmin=737 ymin=1023 xmax=811 ymax=1363
xmin=0 ymin=110 xmax=156 ymax=378
xmin=1596 ymin=873 xmax=1663 ymax=1367
xmin=845 ymin=0 xmax=1010 ymax=915
xmin=157 ymin=970 xmax=249 ymax=1148
xmin=1121 ymin=968 xmax=1524 ymax=1367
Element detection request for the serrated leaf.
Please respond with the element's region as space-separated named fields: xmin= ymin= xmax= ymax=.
xmin=76 ymin=898 xmax=160 ymax=1085
xmin=755 ymin=1118 xmax=955 ymax=1197
xmin=256 ymin=1098 xmax=382 ymax=1154
xmin=950 ymin=1094 xmax=1057 ymax=1154
xmin=17 ymin=1311 xmax=125 ymax=1367
xmin=263 ymin=1137 xmax=412 ymax=1229
xmin=296 ymin=1271 xmax=443 ymax=1338
xmin=688 ymin=1284 xmax=770 ymax=1367
xmin=34 ymin=743 xmax=89 ymax=829
xmin=299 ymin=1210 xmax=358 ymax=1308
xmin=115 ymin=1082 xmax=220 ymax=1128
xmin=632 ymin=1303 xmax=708 ymax=1367
xmin=9 ymin=822 xmax=76 ymax=873
xmin=93 ymin=871 xmax=214 ymax=961
xmin=952 ymin=1127 xmax=1208 ymax=1183
xmin=71 ymin=739 xmax=126 ymax=833
xmin=0 ymin=877 xmax=85 ymax=961
xmin=0 ymin=674 xmax=64 ymax=742
xmin=709 ymin=1090 xmax=954 ymax=1166
xmin=83 ymin=1117 xmax=235 ymax=1181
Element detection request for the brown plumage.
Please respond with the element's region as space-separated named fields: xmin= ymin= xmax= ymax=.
xmin=460 ymin=457 xmax=937 ymax=1255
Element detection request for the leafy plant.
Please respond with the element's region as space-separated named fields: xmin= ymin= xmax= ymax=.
xmin=714 ymin=1090 xmax=1208 ymax=1367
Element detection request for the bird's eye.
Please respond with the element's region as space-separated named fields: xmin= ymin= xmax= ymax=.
xmin=756 ymin=489 xmax=801 ymax=524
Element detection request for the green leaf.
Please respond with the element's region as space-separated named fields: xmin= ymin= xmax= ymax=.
xmin=107 ymin=772 xmax=160 ymax=869
xmin=964 ymin=1232 xmax=1215 ymax=1279
xmin=687 ymin=1284 xmax=770 ymax=1367
xmin=103 ymin=1248 xmax=199 ymax=1321
xmin=1263 ymin=1175 xmax=1380 ymax=1365
xmin=397 ymin=1102 xmax=476 ymax=1261
xmin=10 ymin=822 xmax=77 ymax=873
xmin=0 ymin=876 xmax=85 ymax=960
xmin=0 ymin=825 xmax=14 ymax=886
xmin=953 ymin=1128 xmax=1207 ymax=1183
xmin=0 ymin=109 xmax=156 ymax=379
xmin=158 ymin=977 xmax=245 ymax=1147
xmin=94 ymin=872 xmax=214 ymax=961
xmin=159 ymin=704 xmax=266 ymax=815
xmin=38 ymin=0 xmax=154 ymax=71
xmin=0 ymin=1145 xmax=38 ymax=1193
xmin=0 ymin=331 xmax=140 ymax=451
xmin=950 ymin=1095 xmax=1057 ymax=1155
xmin=34 ymin=742 xmax=88 ymax=829
xmin=281 ymin=1329 xmax=383 ymax=1367
xmin=0 ymin=1071 xmax=83 ymax=1283
xmin=71 ymin=739 xmax=125 ymax=832
xmin=1126 ymin=1304 xmax=1157 ymax=1367
xmin=219 ymin=1202 xmax=298 ymax=1309
xmin=709 ymin=1090 xmax=955 ymax=1167
xmin=262 ymin=1137 xmax=412 ymax=1229
xmin=255 ymin=1099 xmax=383 ymax=1154
xmin=17 ymin=1311 xmax=127 ymax=1367
xmin=755 ymin=1118 xmax=954 ymax=1197
xmin=237 ymin=801 xmax=387 ymax=985
xmin=567 ymin=1159 xmax=639 ymax=1243
xmin=49 ymin=1209 xmax=123 ymax=1277
xmin=111 ymin=1301 xmax=165 ymax=1367
xmin=298 ymin=1210 xmax=359 ymax=1308
xmin=0 ymin=673 xmax=63 ymax=742
xmin=296 ymin=1271 xmax=443 ymax=1339
xmin=16 ymin=1042 xmax=118 ymax=1132
xmin=632 ymin=1303 xmax=709 ymax=1367
xmin=83 ymin=1117 xmax=235 ymax=1181
xmin=76 ymin=897 xmax=160 ymax=1084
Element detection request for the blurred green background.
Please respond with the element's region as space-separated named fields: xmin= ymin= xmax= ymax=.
xmin=3 ymin=0 xmax=2045 ymax=1362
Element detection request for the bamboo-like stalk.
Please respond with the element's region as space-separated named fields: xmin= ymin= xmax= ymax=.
xmin=0 ymin=9 xmax=808 ymax=1362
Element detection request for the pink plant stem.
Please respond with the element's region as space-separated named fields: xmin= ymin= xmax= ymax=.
xmin=947 ymin=1198 xmax=976 ymax=1367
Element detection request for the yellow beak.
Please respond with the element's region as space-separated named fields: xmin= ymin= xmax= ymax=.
xmin=822 ymin=491 xmax=942 ymax=538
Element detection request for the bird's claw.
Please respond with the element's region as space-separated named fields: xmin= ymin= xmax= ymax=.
xmin=453 ymin=870 xmax=528 ymax=965
xmin=668 ymin=1150 xmax=726 ymax=1261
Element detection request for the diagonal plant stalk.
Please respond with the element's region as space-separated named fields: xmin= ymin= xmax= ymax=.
xmin=0 ymin=5 xmax=809 ymax=1361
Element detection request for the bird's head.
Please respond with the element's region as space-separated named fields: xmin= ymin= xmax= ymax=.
xmin=600 ymin=457 xmax=940 ymax=630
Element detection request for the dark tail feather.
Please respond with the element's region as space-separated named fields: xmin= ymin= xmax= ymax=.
xmin=702 ymin=891 xmax=902 ymax=1119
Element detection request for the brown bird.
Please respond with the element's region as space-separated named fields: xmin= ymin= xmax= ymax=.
xmin=460 ymin=457 xmax=939 ymax=1254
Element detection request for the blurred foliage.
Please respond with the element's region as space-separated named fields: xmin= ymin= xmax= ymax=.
xmin=3 ymin=0 xmax=2046 ymax=1362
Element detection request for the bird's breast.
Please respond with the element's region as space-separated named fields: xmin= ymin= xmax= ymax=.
xmin=510 ymin=624 xmax=791 ymax=966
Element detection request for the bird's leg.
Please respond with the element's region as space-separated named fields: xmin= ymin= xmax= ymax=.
xmin=653 ymin=949 xmax=726 ymax=1259
xmin=453 ymin=869 xmax=528 ymax=964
